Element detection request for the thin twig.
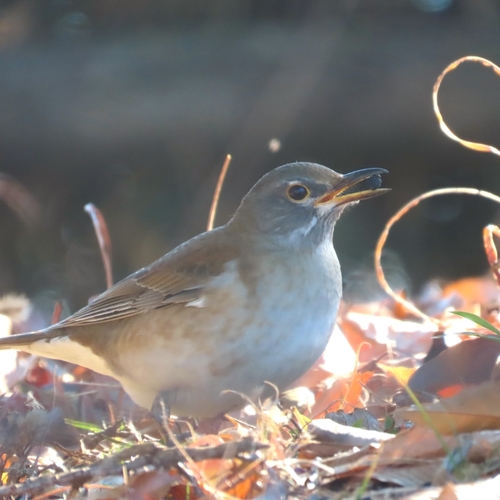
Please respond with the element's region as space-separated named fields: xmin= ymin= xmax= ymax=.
xmin=0 ymin=438 xmax=265 ymax=499
xmin=207 ymin=154 xmax=232 ymax=231
xmin=84 ymin=203 xmax=113 ymax=289
xmin=0 ymin=174 xmax=41 ymax=229
xmin=374 ymin=188 xmax=500 ymax=326
xmin=433 ymin=55 xmax=500 ymax=156
xmin=483 ymin=225 xmax=500 ymax=286
xmin=51 ymin=301 xmax=63 ymax=325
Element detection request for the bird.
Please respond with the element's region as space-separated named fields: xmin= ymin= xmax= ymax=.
xmin=0 ymin=162 xmax=388 ymax=418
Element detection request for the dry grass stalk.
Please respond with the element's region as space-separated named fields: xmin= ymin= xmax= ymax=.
xmin=207 ymin=154 xmax=232 ymax=231
xmin=374 ymin=188 xmax=500 ymax=327
xmin=84 ymin=203 xmax=113 ymax=289
xmin=433 ymin=55 xmax=500 ymax=156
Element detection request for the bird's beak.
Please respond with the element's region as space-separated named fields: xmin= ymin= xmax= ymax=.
xmin=314 ymin=167 xmax=390 ymax=207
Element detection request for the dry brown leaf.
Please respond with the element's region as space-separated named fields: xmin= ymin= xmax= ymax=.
xmin=188 ymin=435 xmax=225 ymax=447
xmin=310 ymin=371 xmax=372 ymax=418
xmin=398 ymin=380 xmax=500 ymax=434
xmin=408 ymin=337 xmax=500 ymax=397
xmin=379 ymin=426 xmax=458 ymax=463
xmin=123 ymin=470 xmax=181 ymax=500
xmin=224 ymin=470 xmax=262 ymax=499
xmin=368 ymin=460 xmax=443 ymax=488
xmin=169 ymin=484 xmax=198 ymax=500
xmin=195 ymin=458 xmax=263 ymax=498
xmin=441 ymin=276 xmax=500 ymax=312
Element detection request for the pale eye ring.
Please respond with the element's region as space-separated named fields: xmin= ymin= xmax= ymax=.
xmin=287 ymin=184 xmax=310 ymax=202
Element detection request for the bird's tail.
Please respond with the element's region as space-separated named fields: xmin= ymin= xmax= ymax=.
xmin=0 ymin=330 xmax=54 ymax=350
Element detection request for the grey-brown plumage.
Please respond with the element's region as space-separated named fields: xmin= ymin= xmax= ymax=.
xmin=0 ymin=163 xmax=388 ymax=417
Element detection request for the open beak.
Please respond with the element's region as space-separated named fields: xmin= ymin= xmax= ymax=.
xmin=314 ymin=167 xmax=390 ymax=207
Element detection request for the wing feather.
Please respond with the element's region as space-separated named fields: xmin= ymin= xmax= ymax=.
xmin=55 ymin=227 xmax=238 ymax=329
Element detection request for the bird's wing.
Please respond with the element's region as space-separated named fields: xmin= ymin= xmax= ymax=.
xmin=54 ymin=228 xmax=239 ymax=328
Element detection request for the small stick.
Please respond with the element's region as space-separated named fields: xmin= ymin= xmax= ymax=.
xmin=51 ymin=301 xmax=63 ymax=325
xmin=0 ymin=174 xmax=41 ymax=229
xmin=207 ymin=154 xmax=232 ymax=231
xmin=0 ymin=438 xmax=265 ymax=498
xmin=433 ymin=56 xmax=500 ymax=156
xmin=374 ymin=188 xmax=500 ymax=326
xmin=483 ymin=225 xmax=500 ymax=286
xmin=84 ymin=203 xmax=113 ymax=289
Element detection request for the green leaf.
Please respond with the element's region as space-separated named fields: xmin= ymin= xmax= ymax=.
xmin=64 ymin=419 xmax=103 ymax=432
xmin=452 ymin=311 xmax=500 ymax=337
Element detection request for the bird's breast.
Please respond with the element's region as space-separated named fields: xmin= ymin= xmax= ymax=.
xmin=111 ymin=243 xmax=342 ymax=412
xmin=240 ymin=243 xmax=342 ymax=350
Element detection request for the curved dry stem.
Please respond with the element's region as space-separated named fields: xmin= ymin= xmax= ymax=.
xmin=433 ymin=55 xmax=500 ymax=156
xmin=483 ymin=224 xmax=500 ymax=286
xmin=207 ymin=154 xmax=232 ymax=231
xmin=0 ymin=175 xmax=41 ymax=229
xmin=84 ymin=203 xmax=113 ymax=289
xmin=374 ymin=188 xmax=500 ymax=326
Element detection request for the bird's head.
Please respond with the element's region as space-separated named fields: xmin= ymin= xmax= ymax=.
xmin=228 ymin=162 xmax=389 ymax=249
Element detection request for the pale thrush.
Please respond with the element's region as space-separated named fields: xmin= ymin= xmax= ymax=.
xmin=0 ymin=163 xmax=388 ymax=417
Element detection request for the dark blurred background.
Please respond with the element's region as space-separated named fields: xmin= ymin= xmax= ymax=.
xmin=0 ymin=0 xmax=499 ymax=314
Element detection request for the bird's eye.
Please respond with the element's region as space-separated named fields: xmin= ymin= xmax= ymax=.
xmin=287 ymin=184 xmax=310 ymax=202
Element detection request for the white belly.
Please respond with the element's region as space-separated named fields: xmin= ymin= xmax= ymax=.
xmin=116 ymin=248 xmax=342 ymax=417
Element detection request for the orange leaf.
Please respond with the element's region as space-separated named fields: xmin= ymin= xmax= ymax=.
xmin=311 ymin=372 xmax=373 ymax=418
xmin=196 ymin=458 xmax=234 ymax=481
xmin=196 ymin=459 xmax=262 ymax=499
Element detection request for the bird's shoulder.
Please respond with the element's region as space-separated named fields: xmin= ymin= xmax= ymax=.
xmin=56 ymin=227 xmax=241 ymax=328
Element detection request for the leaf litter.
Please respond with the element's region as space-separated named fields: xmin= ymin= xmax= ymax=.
xmin=1 ymin=58 xmax=500 ymax=499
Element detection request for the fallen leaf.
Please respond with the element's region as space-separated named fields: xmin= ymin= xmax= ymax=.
xmin=310 ymin=372 xmax=372 ymax=418
xmin=367 ymin=460 xmax=443 ymax=488
xmin=398 ymin=379 xmax=500 ymax=434
xmin=409 ymin=337 xmax=500 ymax=396
xmin=442 ymin=276 xmax=500 ymax=312
xmin=345 ymin=311 xmax=435 ymax=357
xmin=124 ymin=470 xmax=180 ymax=500
xmin=379 ymin=425 xmax=458 ymax=462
